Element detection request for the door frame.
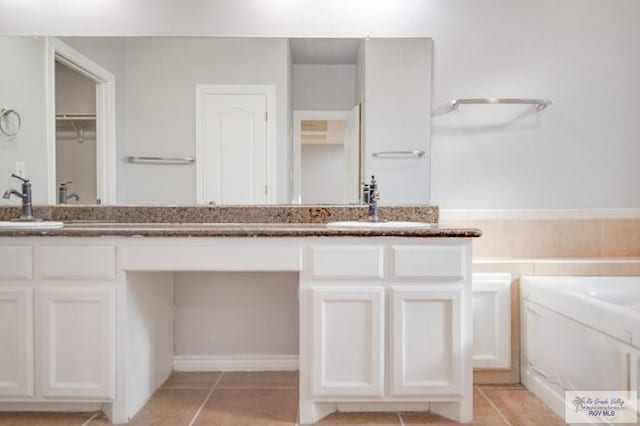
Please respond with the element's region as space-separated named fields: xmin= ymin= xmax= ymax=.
xmin=292 ymin=110 xmax=353 ymax=204
xmin=44 ymin=37 xmax=116 ymax=204
xmin=195 ymin=84 xmax=277 ymax=204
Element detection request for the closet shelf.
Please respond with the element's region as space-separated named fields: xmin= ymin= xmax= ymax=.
xmin=56 ymin=113 xmax=97 ymax=121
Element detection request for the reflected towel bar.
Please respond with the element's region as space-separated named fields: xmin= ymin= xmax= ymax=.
xmin=125 ymin=156 xmax=195 ymax=164
xmin=450 ymin=98 xmax=552 ymax=111
xmin=372 ymin=150 xmax=426 ymax=158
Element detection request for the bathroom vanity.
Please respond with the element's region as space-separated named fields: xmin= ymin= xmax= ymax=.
xmin=0 ymin=206 xmax=480 ymax=424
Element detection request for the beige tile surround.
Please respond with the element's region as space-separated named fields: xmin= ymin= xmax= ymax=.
xmin=445 ymin=218 xmax=640 ymax=385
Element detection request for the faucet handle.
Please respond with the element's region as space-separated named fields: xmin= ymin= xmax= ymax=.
xmin=59 ymin=181 xmax=73 ymax=187
xmin=11 ymin=173 xmax=29 ymax=184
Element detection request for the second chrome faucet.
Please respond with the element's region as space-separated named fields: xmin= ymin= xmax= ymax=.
xmin=365 ymin=175 xmax=383 ymax=222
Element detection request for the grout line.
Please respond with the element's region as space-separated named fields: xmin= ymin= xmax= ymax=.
xmin=216 ymin=385 xmax=298 ymax=389
xmin=188 ymin=372 xmax=224 ymax=426
xmin=397 ymin=412 xmax=405 ymax=426
xmin=476 ymin=385 xmax=512 ymax=426
xmin=81 ymin=411 xmax=101 ymax=426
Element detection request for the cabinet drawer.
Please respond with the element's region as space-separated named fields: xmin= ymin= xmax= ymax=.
xmin=38 ymin=246 xmax=116 ymax=280
xmin=392 ymin=246 xmax=464 ymax=280
xmin=0 ymin=246 xmax=32 ymax=280
xmin=309 ymin=246 xmax=383 ymax=279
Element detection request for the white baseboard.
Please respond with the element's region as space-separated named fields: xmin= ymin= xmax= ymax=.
xmin=173 ymin=354 xmax=299 ymax=371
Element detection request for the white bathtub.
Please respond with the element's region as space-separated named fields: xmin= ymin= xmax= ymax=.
xmin=521 ymin=276 xmax=640 ymax=420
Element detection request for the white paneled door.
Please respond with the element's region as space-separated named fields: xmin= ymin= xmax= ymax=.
xmin=196 ymin=85 xmax=276 ymax=205
xmin=0 ymin=287 xmax=33 ymax=397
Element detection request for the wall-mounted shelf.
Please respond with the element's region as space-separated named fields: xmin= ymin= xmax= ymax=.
xmin=125 ymin=156 xmax=195 ymax=165
xmin=450 ymin=98 xmax=552 ymax=111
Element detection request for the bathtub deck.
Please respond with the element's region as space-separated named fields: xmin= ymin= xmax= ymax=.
xmin=0 ymin=372 xmax=565 ymax=425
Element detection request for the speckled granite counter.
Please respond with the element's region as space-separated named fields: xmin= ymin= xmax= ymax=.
xmin=0 ymin=222 xmax=481 ymax=238
xmin=0 ymin=205 xmax=438 ymax=223
xmin=0 ymin=205 xmax=481 ymax=238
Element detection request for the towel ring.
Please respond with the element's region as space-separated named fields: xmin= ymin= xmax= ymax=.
xmin=0 ymin=108 xmax=22 ymax=137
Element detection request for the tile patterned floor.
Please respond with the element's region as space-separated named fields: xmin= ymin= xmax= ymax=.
xmin=0 ymin=372 xmax=566 ymax=425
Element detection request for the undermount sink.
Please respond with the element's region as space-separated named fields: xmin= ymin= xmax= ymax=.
xmin=0 ymin=221 xmax=64 ymax=230
xmin=325 ymin=221 xmax=434 ymax=229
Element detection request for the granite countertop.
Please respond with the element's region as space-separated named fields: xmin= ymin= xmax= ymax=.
xmin=0 ymin=222 xmax=481 ymax=238
xmin=0 ymin=205 xmax=481 ymax=238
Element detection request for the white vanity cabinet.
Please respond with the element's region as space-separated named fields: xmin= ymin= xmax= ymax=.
xmin=0 ymin=243 xmax=116 ymax=402
xmin=0 ymin=235 xmax=474 ymax=425
xmin=300 ymin=239 xmax=473 ymax=424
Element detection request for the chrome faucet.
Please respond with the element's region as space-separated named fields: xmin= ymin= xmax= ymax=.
xmin=366 ymin=175 xmax=383 ymax=222
xmin=3 ymin=174 xmax=36 ymax=221
xmin=58 ymin=181 xmax=80 ymax=204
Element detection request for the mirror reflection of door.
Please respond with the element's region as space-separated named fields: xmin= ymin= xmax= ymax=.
xmin=299 ymin=107 xmax=360 ymax=204
xmin=54 ymin=61 xmax=97 ymax=204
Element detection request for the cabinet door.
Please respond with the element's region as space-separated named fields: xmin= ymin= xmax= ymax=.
xmin=311 ymin=286 xmax=384 ymax=397
xmin=390 ymin=287 xmax=462 ymax=396
xmin=37 ymin=288 xmax=115 ymax=399
xmin=0 ymin=287 xmax=33 ymax=397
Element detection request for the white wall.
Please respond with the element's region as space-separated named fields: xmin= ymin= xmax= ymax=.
xmin=293 ymin=65 xmax=356 ymax=111
xmin=174 ymin=272 xmax=299 ymax=356
xmin=5 ymin=0 xmax=640 ymax=208
xmin=0 ymin=37 xmax=48 ymax=204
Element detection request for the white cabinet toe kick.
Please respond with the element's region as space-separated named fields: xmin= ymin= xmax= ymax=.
xmin=0 ymin=237 xmax=474 ymax=424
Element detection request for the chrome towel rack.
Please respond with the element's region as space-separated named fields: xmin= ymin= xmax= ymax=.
xmin=0 ymin=108 xmax=22 ymax=137
xmin=450 ymin=98 xmax=552 ymax=111
xmin=372 ymin=150 xmax=425 ymax=158
xmin=125 ymin=156 xmax=195 ymax=164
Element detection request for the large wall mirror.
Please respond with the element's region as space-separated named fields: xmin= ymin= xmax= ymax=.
xmin=0 ymin=36 xmax=432 ymax=206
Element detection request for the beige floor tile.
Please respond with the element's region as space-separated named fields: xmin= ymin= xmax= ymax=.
xmin=162 ymin=371 xmax=222 ymax=389
xmin=481 ymin=387 xmax=566 ymax=425
xmin=316 ymin=412 xmax=401 ymax=425
xmin=216 ymin=371 xmax=298 ymax=388
xmin=401 ymin=388 xmax=506 ymax=425
xmin=0 ymin=412 xmax=93 ymax=425
xmin=86 ymin=412 xmax=114 ymax=425
xmin=128 ymin=388 xmax=210 ymax=426
xmin=194 ymin=387 xmax=297 ymax=425
xmin=401 ymin=411 xmax=456 ymax=425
